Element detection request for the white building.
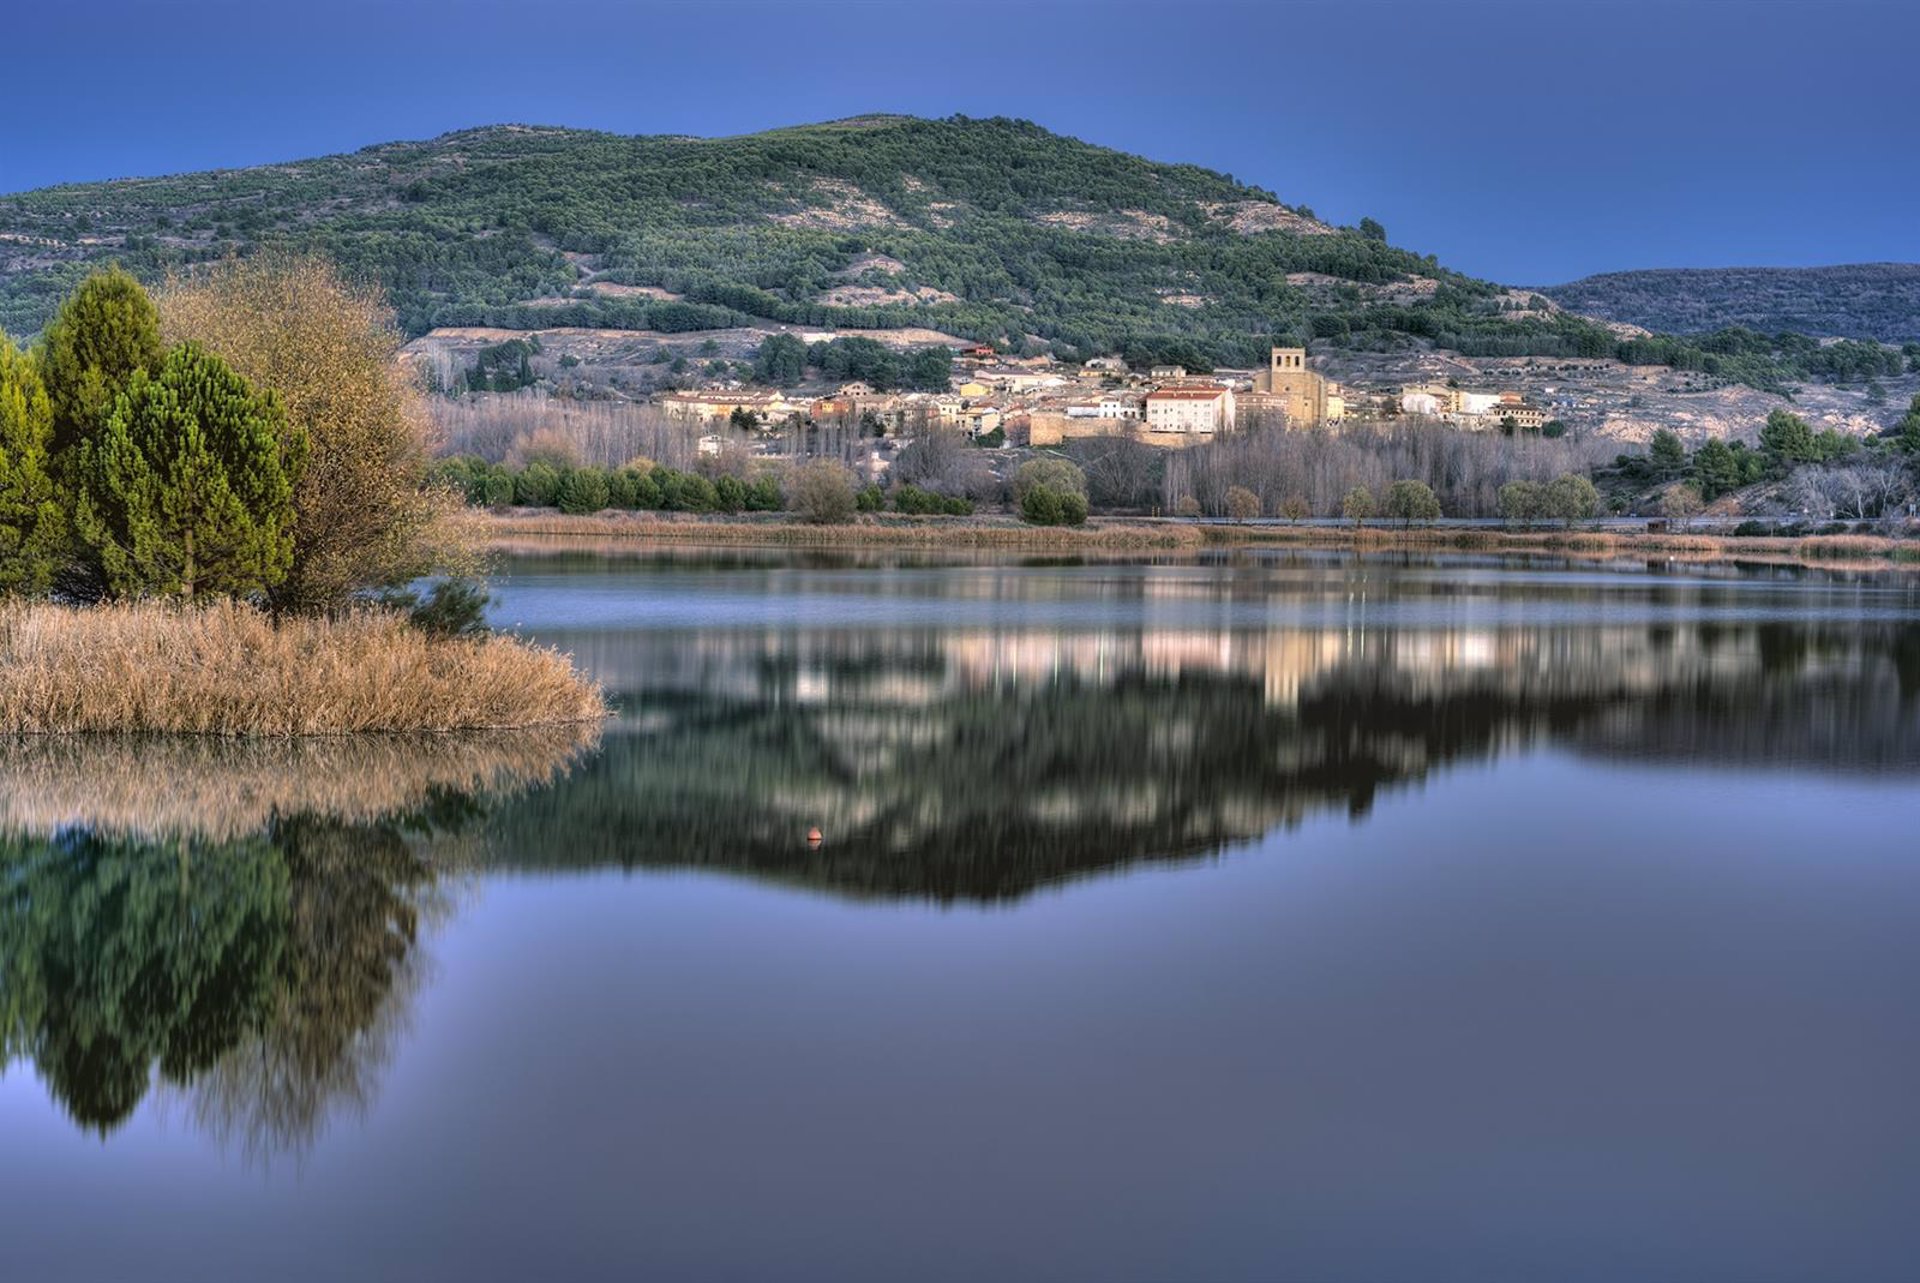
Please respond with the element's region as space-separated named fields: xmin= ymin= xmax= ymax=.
xmin=1144 ymin=387 xmax=1234 ymax=434
xmin=1064 ymin=395 xmax=1142 ymax=420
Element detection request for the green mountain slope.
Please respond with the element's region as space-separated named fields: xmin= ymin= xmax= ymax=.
xmin=1542 ymin=264 xmax=1920 ymax=344
xmin=0 ymin=116 xmax=1905 ymax=388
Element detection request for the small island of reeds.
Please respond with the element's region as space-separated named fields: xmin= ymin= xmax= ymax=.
xmin=0 ymin=255 xmax=601 ymax=737
xmin=0 ymin=602 xmax=601 ymax=736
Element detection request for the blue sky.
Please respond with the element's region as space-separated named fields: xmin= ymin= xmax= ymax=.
xmin=3 ymin=0 xmax=1915 ymax=284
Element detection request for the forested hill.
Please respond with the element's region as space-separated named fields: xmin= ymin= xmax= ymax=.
xmin=1541 ymin=264 xmax=1920 ymax=344
xmin=0 ymin=115 xmax=1900 ymax=385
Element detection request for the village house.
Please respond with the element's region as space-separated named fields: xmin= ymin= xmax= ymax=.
xmin=1397 ymin=383 xmax=1547 ymax=430
xmin=1064 ymin=394 xmax=1142 ymax=420
xmin=1497 ymin=402 xmax=1550 ymax=431
xmin=972 ymin=366 xmax=1070 ymax=393
xmin=1143 ymin=386 xmax=1235 ymax=435
xmin=955 ymin=403 xmax=1003 ymax=437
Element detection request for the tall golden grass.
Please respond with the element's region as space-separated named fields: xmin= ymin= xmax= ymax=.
xmin=0 ymin=601 xmax=604 ymax=736
xmin=1796 ymin=535 xmax=1893 ymax=561
xmin=1198 ymin=523 xmax=1919 ymax=568
xmin=481 ymin=510 xmax=1920 ymax=571
xmin=0 ymin=723 xmax=598 ymax=839
xmin=485 ymin=510 xmax=1205 ymax=549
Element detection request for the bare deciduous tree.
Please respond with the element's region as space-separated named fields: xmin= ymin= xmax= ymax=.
xmin=1160 ymin=420 xmax=1612 ymax=518
xmin=1788 ymin=462 xmax=1911 ymax=522
xmin=431 ymin=391 xmax=702 ymax=470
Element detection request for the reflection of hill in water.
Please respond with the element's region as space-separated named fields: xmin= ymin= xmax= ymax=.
xmin=485 ymin=622 xmax=1920 ymax=902
xmin=4 ymin=619 xmax=1919 ymax=1151
xmin=0 ymin=728 xmax=594 ymax=1155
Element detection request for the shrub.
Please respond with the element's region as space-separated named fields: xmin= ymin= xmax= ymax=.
xmin=790 ymin=459 xmax=858 ymax=524
xmin=1545 ymin=473 xmax=1600 ymax=527
xmin=627 ymin=467 xmax=663 ymax=510
xmin=856 ymin=483 xmax=886 ymax=513
xmin=606 ymin=467 xmax=639 ymax=509
xmin=515 ymin=461 xmax=561 ymax=507
xmin=482 ymin=469 xmax=516 ymax=508
xmin=1020 ymin=481 xmax=1085 ymax=526
xmin=1013 ymin=456 xmax=1088 ymax=507
xmin=430 ymin=455 xmax=491 ymax=503
xmin=1021 ymin=485 xmax=1065 ymax=525
xmin=714 ymin=474 xmax=748 ymax=514
xmin=656 ymin=468 xmax=718 ymax=512
xmin=893 ymin=483 xmax=969 ymax=516
xmin=1341 ymin=486 xmax=1375 ymax=525
xmin=1498 ymin=480 xmax=1544 ymax=525
xmin=1383 ymin=479 xmax=1441 ymax=525
xmin=380 ymin=577 xmax=494 ymax=638
xmin=745 ymin=475 xmax=783 ymax=512
xmin=1225 ymin=485 xmax=1261 ymax=522
xmin=554 ymin=467 xmax=611 ymax=515
xmin=1658 ymin=483 xmax=1704 ymax=525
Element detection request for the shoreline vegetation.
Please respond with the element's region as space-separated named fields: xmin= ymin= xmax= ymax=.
xmin=0 ymin=256 xmax=604 ymax=738
xmin=0 ymin=601 xmax=604 ymax=737
xmin=481 ymin=509 xmax=1920 ymax=571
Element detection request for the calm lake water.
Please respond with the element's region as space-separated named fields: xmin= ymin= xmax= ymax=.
xmin=6 ymin=548 xmax=1920 ymax=1282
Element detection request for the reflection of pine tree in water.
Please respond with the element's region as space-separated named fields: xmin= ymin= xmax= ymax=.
xmin=175 ymin=816 xmax=449 ymax=1164
xmin=0 ymin=733 xmax=580 ymax=1156
xmin=0 ymin=815 xmax=448 ymax=1155
xmin=0 ymin=830 xmax=288 ymax=1133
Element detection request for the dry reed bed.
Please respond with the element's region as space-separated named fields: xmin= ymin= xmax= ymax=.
xmin=486 ymin=511 xmax=1205 ymax=549
xmin=1201 ymin=524 xmax=1920 ymax=569
xmin=0 ymin=723 xmax=599 ymax=840
xmin=483 ymin=511 xmax=1920 ymax=571
xmin=0 ymin=601 xmax=605 ymax=736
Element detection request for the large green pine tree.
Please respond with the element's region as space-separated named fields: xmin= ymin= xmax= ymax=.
xmin=1759 ymin=408 xmax=1818 ymax=466
xmin=74 ymin=343 xmax=307 ymax=601
xmin=37 ymin=267 xmax=164 ymax=463
xmin=0 ymin=335 xmax=67 ymax=595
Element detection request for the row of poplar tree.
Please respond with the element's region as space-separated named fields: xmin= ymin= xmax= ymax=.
xmin=0 ymin=257 xmax=467 ymax=607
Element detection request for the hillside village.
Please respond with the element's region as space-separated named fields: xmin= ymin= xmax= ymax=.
xmin=411 ymin=316 xmax=1920 ymax=473
xmin=541 ymin=341 xmax=1557 ymax=450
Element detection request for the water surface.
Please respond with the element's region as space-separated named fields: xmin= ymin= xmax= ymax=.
xmin=5 ymin=549 xmax=1919 ymax=1282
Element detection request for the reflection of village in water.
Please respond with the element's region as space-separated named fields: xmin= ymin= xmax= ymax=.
xmin=532 ymin=606 xmax=1920 ymax=904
